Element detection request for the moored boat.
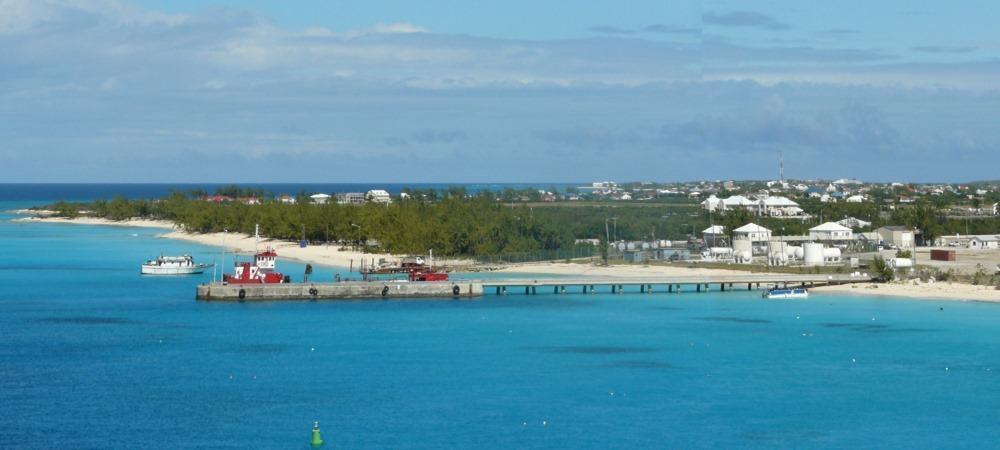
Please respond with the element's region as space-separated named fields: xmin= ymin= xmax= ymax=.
xmin=141 ymin=255 xmax=212 ymax=275
xmin=223 ymin=247 xmax=288 ymax=284
xmin=762 ymin=286 xmax=809 ymax=299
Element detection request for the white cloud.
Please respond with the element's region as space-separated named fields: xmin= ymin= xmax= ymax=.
xmin=369 ymin=22 xmax=428 ymax=34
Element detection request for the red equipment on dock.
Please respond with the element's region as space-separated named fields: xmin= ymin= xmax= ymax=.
xmin=224 ymin=248 xmax=288 ymax=284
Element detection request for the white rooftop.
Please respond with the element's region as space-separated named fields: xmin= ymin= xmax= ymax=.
xmin=810 ymin=222 xmax=853 ymax=232
xmin=734 ymin=223 xmax=771 ymax=233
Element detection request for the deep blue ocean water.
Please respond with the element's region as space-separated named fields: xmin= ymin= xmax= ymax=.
xmin=1 ymin=194 xmax=999 ymax=449
xmin=0 ymin=183 xmax=578 ymax=202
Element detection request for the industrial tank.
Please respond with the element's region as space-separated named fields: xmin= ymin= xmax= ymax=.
xmin=733 ymin=238 xmax=752 ymax=256
xmin=803 ymin=243 xmax=825 ymax=266
xmin=888 ymin=258 xmax=913 ymax=268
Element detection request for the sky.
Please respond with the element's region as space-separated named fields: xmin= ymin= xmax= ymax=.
xmin=1 ymin=0 xmax=999 ymax=183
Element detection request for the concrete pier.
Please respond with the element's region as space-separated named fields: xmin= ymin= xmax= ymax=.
xmin=480 ymin=273 xmax=871 ymax=295
xmin=196 ymin=273 xmax=873 ymax=301
xmin=197 ymin=281 xmax=483 ymax=301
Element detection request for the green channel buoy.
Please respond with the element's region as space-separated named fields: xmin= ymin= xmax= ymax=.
xmin=310 ymin=421 xmax=324 ymax=447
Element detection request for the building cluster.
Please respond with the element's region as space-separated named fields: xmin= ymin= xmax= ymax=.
xmin=700 ymin=194 xmax=806 ymax=218
xmin=306 ymin=190 xmax=393 ymax=205
xmin=697 ymin=221 xmax=916 ymax=267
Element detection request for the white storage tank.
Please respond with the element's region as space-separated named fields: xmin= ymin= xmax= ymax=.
xmin=626 ymin=242 xmax=636 ymax=251
xmin=616 ymin=242 xmax=626 ymax=251
xmin=641 ymin=242 xmax=651 ymax=250
xmin=660 ymin=240 xmax=671 ymax=248
xmin=733 ymin=238 xmax=752 ymax=256
xmin=803 ymin=243 xmax=825 ymax=266
xmin=889 ymin=258 xmax=912 ymax=268
xmin=791 ymin=246 xmax=804 ymax=260
xmin=823 ymin=247 xmax=841 ymax=263
xmin=736 ymin=250 xmax=752 ymax=264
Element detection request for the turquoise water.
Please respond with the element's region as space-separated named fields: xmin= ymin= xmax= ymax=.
xmin=2 ymin=201 xmax=998 ymax=449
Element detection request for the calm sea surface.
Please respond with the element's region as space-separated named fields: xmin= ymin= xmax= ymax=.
xmin=1 ymin=192 xmax=998 ymax=449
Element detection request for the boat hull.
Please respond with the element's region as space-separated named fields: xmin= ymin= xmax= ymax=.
xmin=141 ymin=265 xmax=210 ymax=275
xmin=763 ymin=288 xmax=809 ymax=299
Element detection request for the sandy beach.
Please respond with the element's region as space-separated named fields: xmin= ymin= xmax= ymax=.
xmin=162 ymin=229 xmax=397 ymax=269
xmin=812 ymin=281 xmax=999 ymax=303
xmin=13 ymin=216 xmax=179 ymax=229
xmin=17 ymin=216 xmax=455 ymax=270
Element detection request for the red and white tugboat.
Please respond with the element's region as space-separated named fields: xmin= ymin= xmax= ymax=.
xmin=224 ymin=247 xmax=288 ymax=284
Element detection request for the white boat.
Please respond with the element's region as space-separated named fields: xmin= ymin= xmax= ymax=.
xmin=141 ymin=255 xmax=212 ymax=275
xmin=762 ymin=287 xmax=809 ymax=299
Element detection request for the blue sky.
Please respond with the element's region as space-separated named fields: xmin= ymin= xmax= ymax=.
xmin=1 ymin=0 xmax=998 ymax=182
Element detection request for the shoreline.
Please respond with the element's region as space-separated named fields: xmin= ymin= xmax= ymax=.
xmin=14 ymin=215 xmax=999 ymax=303
xmin=811 ymin=282 xmax=999 ymax=303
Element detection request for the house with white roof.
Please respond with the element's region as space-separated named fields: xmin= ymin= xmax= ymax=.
xmin=756 ymin=196 xmax=804 ymax=217
xmin=702 ymin=225 xmax=726 ymax=245
xmin=309 ymin=193 xmax=331 ymax=205
xmin=809 ymin=222 xmax=854 ymax=241
xmin=733 ymin=223 xmax=772 ymax=242
xmin=366 ymin=189 xmax=392 ymax=204
xmin=702 ymin=194 xmax=805 ymax=218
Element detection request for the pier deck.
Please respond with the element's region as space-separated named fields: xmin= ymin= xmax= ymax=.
xmin=196 ymin=281 xmax=483 ymax=301
xmin=482 ymin=273 xmax=872 ymax=295
xmin=196 ymin=273 xmax=872 ymax=300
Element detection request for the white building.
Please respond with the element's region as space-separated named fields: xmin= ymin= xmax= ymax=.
xmin=701 ymin=195 xmax=754 ymax=212
xmin=336 ymin=192 xmax=365 ymax=205
xmin=877 ymin=226 xmax=915 ymax=249
xmin=309 ymin=193 xmax=331 ymax=205
xmin=278 ymin=195 xmax=296 ymax=205
xmin=702 ymin=195 xmax=804 ymax=217
xmin=702 ymin=225 xmax=726 ymax=245
xmin=845 ymin=195 xmax=865 ymax=203
xmin=968 ymin=235 xmax=1000 ymax=250
xmin=733 ymin=223 xmax=772 ymax=242
xmin=366 ymin=190 xmax=392 ymax=204
xmin=757 ymin=196 xmax=804 ymax=217
xmin=809 ymin=222 xmax=854 ymax=241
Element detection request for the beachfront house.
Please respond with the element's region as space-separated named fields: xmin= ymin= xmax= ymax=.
xmin=366 ymin=189 xmax=392 ymax=204
xmin=336 ymin=192 xmax=365 ymax=205
xmin=968 ymin=235 xmax=1000 ymax=250
xmin=877 ymin=226 xmax=915 ymax=249
xmin=809 ymin=222 xmax=854 ymax=241
xmin=309 ymin=193 xmax=331 ymax=205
